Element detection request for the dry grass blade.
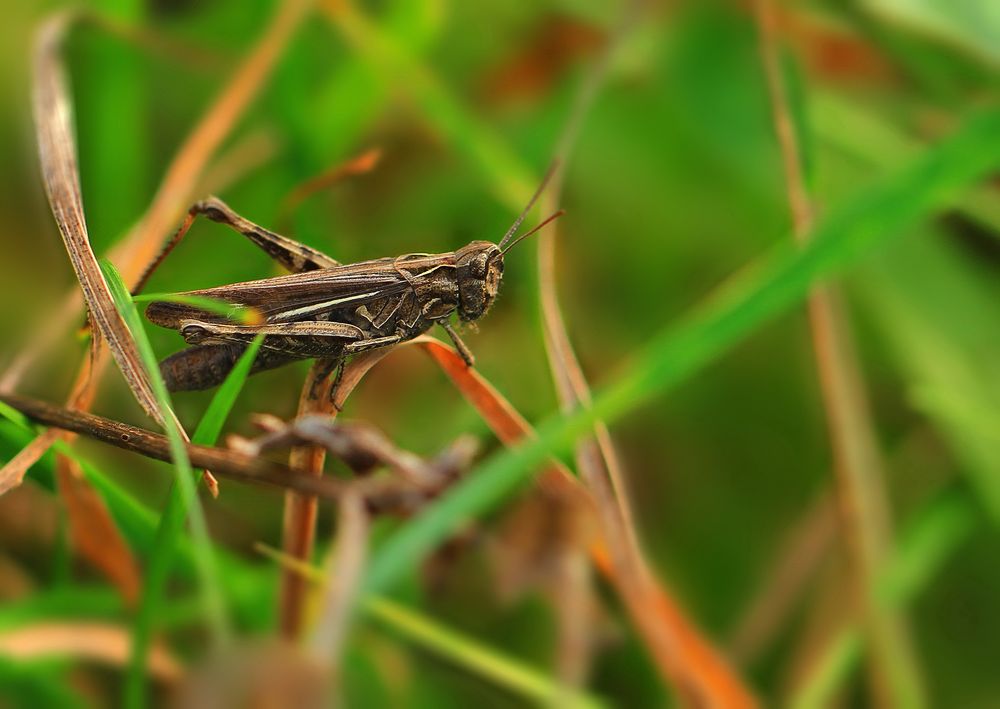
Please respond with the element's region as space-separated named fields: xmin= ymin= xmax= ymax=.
xmin=0 ymin=621 xmax=182 ymax=682
xmin=0 ymin=428 xmax=61 ymax=497
xmin=31 ymin=13 xmax=161 ymax=421
xmin=0 ymin=125 xmax=277 ymax=492
xmin=192 ymin=128 xmax=281 ymax=200
xmin=5 ymin=0 xmax=308 ymax=522
xmin=552 ymin=523 xmax=593 ymax=689
xmin=753 ymin=1 xmax=923 ymax=704
xmin=529 ymin=6 xmax=756 ymax=703
xmin=276 ymin=147 xmax=382 ymax=230
xmin=3 ymin=0 xmax=312 ymax=394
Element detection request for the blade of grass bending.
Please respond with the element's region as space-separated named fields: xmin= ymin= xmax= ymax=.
xmin=361 ymin=105 xmax=1000 ymax=596
xmin=99 ymin=260 xmax=230 ymax=709
xmin=32 ymin=14 xmax=160 ymax=420
xmin=415 ymin=337 xmax=755 ymax=701
xmin=254 ymin=544 xmax=605 ymax=709
xmin=125 ymin=333 xmax=263 ymax=708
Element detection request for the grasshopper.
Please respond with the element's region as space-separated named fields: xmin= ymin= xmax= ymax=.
xmin=139 ymin=165 xmax=561 ymax=398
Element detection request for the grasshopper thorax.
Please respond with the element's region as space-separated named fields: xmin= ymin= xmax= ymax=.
xmin=455 ymin=241 xmax=504 ymax=322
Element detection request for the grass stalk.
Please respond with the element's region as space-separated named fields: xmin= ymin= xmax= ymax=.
xmin=752 ymin=1 xmax=925 ymax=704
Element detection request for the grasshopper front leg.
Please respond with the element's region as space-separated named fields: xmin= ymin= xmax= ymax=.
xmin=439 ymin=321 xmax=475 ymax=367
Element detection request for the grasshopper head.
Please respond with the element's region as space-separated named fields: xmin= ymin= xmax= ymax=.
xmin=453 ymin=163 xmax=563 ymax=322
xmin=455 ymin=241 xmax=503 ymax=321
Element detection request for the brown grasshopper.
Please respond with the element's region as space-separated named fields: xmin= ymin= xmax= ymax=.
xmin=138 ymin=165 xmax=561 ymax=397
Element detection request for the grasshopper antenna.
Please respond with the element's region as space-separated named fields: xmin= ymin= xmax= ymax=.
xmin=498 ymin=160 xmax=560 ymax=250
xmin=500 ymin=210 xmax=566 ymax=255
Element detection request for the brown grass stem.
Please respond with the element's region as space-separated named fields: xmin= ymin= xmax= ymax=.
xmin=279 ymin=363 xmax=338 ymax=639
xmin=276 ymin=348 xmax=394 ymax=638
xmin=752 ymin=1 xmax=923 ymax=705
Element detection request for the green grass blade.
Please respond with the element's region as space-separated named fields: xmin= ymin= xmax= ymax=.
xmin=253 ymin=545 xmax=603 ymax=707
xmin=99 ymin=260 xmax=230 ymax=709
xmin=362 ymin=106 xmax=1000 ymax=595
xmin=125 ymin=333 xmax=263 ymax=709
xmin=365 ymin=597 xmax=606 ymax=709
xmin=191 ymin=334 xmax=264 ymax=447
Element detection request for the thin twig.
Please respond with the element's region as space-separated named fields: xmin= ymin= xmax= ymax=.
xmin=0 ymin=392 xmax=353 ymax=500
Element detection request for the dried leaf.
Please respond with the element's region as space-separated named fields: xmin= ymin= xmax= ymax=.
xmin=0 ymin=621 xmax=182 ymax=682
xmin=0 ymin=428 xmax=60 ymax=497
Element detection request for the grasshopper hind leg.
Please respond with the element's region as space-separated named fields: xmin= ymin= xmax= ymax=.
xmin=160 ymin=344 xmax=300 ymax=392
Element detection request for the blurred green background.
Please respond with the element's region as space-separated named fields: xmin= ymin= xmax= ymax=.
xmin=0 ymin=0 xmax=999 ymax=706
